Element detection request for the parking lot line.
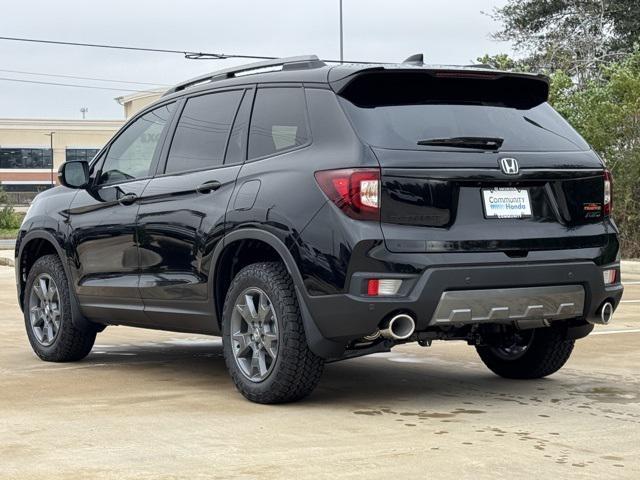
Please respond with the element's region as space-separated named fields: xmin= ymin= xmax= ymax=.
xmin=591 ymin=328 xmax=640 ymax=335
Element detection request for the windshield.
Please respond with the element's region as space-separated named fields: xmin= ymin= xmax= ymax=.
xmin=339 ymin=99 xmax=590 ymax=152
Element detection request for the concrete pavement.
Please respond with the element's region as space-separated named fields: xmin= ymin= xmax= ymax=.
xmin=0 ymin=266 xmax=639 ymax=479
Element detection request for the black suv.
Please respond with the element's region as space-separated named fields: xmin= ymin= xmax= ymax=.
xmin=15 ymin=55 xmax=623 ymax=403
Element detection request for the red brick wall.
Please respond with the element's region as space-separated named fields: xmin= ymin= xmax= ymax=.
xmin=0 ymin=171 xmax=55 ymax=184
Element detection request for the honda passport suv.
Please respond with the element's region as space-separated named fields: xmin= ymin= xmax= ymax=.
xmin=15 ymin=55 xmax=624 ymax=403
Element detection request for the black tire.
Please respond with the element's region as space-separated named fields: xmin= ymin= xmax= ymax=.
xmin=476 ymin=327 xmax=575 ymax=379
xmin=222 ymin=262 xmax=324 ymax=404
xmin=24 ymin=254 xmax=96 ymax=362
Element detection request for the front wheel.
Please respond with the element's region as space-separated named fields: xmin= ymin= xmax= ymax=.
xmin=24 ymin=255 xmax=96 ymax=362
xmin=222 ymin=262 xmax=324 ymax=404
xmin=476 ymin=327 xmax=575 ymax=379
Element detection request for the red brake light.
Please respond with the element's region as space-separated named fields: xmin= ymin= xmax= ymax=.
xmin=314 ymin=168 xmax=380 ymax=220
xmin=604 ymin=169 xmax=613 ymax=216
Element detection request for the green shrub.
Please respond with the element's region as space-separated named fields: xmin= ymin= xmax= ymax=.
xmin=0 ymin=205 xmax=21 ymax=230
xmin=0 ymin=187 xmax=21 ymax=230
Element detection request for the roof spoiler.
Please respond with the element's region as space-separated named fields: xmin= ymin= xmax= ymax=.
xmin=335 ymin=69 xmax=550 ymax=110
xmin=163 ymin=55 xmax=326 ymax=96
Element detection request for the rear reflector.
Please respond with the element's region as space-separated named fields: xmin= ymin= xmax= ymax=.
xmin=366 ymin=278 xmax=402 ymax=296
xmin=315 ymin=168 xmax=380 ymax=220
xmin=603 ymin=269 xmax=616 ymax=285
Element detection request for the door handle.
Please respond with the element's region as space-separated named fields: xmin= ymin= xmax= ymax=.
xmin=118 ymin=192 xmax=138 ymax=206
xmin=196 ymin=180 xmax=222 ymax=194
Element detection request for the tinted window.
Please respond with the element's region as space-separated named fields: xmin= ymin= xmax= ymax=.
xmin=248 ymin=87 xmax=309 ymax=159
xmin=66 ymin=148 xmax=99 ymax=162
xmin=0 ymin=148 xmax=52 ymax=169
xmin=340 ymin=99 xmax=589 ymax=152
xmin=225 ymin=90 xmax=253 ymax=165
xmin=100 ymin=103 xmax=175 ymax=185
xmin=165 ymin=90 xmax=243 ymax=174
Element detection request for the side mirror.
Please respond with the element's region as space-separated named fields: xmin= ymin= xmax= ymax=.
xmin=58 ymin=160 xmax=90 ymax=189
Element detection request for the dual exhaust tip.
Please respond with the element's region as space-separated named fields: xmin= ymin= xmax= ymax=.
xmin=364 ymin=313 xmax=416 ymax=342
xmin=599 ymin=301 xmax=614 ymax=325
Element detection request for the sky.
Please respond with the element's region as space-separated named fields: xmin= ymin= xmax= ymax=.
xmin=0 ymin=0 xmax=513 ymax=119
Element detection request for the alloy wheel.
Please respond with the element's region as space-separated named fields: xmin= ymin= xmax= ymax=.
xmin=28 ymin=273 xmax=61 ymax=346
xmin=490 ymin=330 xmax=535 ymax=361
xmin=230 ymin=287 xmax=279 ymax=382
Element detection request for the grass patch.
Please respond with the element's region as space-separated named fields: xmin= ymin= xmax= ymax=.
xmin=0 ymin=228 xmax=18 ymax=239
xmin=0 ymin=212 xmax=23 ymax=239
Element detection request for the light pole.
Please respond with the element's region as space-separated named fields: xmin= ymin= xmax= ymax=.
xmin=339 ymin=0 xmax=344 ymax=63
xmin=44 ymin=132 xmax=54 ymax=187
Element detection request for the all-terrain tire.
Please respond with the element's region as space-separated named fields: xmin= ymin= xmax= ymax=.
xmin=476 ymin=327 xmax=575 ymax=379
xmin=222 ymin=262 xmax=324 ymax=404
xmin=24 ymin=254 xmax=96 ymax=362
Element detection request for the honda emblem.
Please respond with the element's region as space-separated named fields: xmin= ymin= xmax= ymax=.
xmin=499 ymin=158 xmax=519 ymax=175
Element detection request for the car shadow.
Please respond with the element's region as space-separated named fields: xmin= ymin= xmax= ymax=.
xmin=74 ymin=340 xmax=591 ymax=409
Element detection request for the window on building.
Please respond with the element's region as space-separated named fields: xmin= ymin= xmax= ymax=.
xmin=66 ymin=148 xmax=100 ymax=162
xmin=248 ymin=87 xmax=309 ymax=159
xmin=165 ymin=90 xmax=244 ymax=174
xmin=0 ymin=149 xmax=53 ymax=169
xmin=99 ymin=102 xmax=175 ymax=185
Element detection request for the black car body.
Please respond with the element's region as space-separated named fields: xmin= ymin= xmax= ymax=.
xmin=15 ymin=55 xmax=624 ymax=403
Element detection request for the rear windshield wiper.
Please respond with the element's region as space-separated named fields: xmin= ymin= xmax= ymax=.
xmin=417 ymin=136 xmax=504 ymax=150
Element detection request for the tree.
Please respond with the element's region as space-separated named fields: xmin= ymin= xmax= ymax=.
xmin=553 ymin=51 xmax=640 ymax=256
xmin=488 ymin=0 xmax=640 ymax=85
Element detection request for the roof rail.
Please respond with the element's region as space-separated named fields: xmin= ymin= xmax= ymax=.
xmin=163 ymin=55 xmax=325 ymax=96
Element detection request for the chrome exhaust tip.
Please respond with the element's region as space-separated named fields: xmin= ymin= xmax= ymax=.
xmin=380 ymin=314 xmax=416 ymax=340
xmin=600 ymin=302 xmax=614 ymax=325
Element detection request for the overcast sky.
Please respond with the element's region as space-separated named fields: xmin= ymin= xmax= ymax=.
xmin=0 ymin=0 xmax=513 ymax=119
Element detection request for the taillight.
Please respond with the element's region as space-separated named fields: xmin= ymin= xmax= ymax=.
xmin=314 ymin=168 xmax=380 ymax=220
xmin=603 ymin=169 xmax=613 ymax=216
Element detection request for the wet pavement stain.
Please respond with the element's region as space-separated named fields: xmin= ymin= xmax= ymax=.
xmin=577 ymin=386 xmax=638 ymax=404
xmin=601 ymin=455 xmax=624 ymax=461
xmin=353 ymin=407 xmax=486 ymax=421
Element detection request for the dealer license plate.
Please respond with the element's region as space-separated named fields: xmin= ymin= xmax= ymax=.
xmin=482 ymin=188 xmax=532 ymax=219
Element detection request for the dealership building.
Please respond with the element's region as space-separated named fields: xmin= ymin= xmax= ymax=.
xmin=0 ymin=89 xmax=162 ymax=203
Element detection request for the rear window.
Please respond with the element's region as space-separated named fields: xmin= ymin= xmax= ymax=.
xmin=338 ymin=72 xmax=589 ymax=152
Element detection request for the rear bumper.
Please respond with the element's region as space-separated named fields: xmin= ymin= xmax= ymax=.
xmin=303 ymin=260 xmax=623 ymax=343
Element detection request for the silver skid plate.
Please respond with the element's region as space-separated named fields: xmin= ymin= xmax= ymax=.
xmin=430 ymin=285 xmax=585 ymax=326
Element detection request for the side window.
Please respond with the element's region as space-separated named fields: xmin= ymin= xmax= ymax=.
xmin=248 ymin=87 xmax=309 ymax=159
xmin=99 ymin=103 xmax=175 ymax=185
xmin=165 ymin=90 xmax=243 ymax=174
xmin=224 ymin=90 xmax=253 ymax=165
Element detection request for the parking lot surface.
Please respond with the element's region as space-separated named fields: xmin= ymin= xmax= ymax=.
xmin=1 ymin=265 xmax=639 ymax=479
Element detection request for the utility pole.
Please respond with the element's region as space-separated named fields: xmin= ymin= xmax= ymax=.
xmin=44 ymin=132 xmax=54 ymax=186
xmin=339 ymin=0 xmax=344 ymax=63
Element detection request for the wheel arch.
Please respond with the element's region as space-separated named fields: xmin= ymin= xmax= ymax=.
xmin=17 ymin=230 xmax=98 ymax=332
xmin=17 ymin=231 xmax=68 ymax=309
xmin=210 ymin=229 xmax=344 ymax=359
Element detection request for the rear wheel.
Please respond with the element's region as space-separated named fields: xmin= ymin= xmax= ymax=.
xmin=476 ymin=327 xmax=574 ymax=379
xmin=222 ymin=262 xmax=324 ymax=404
xmin=24 ymin=255 xmax=96 ymax=362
